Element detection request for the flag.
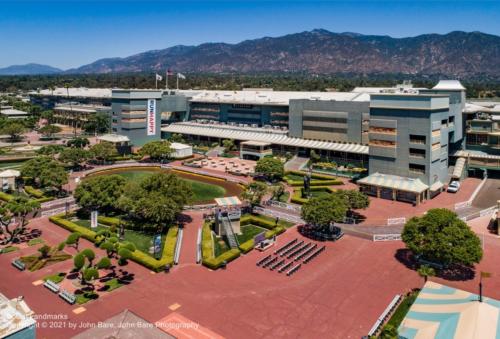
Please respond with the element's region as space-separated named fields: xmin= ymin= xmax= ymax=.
xmin=177 ymin=73 xmax=186 ymax=80
xmin=167 ymin=69 xmax=173 ymax=76
xmin=155 ymin=74 xmax=163 ymax=81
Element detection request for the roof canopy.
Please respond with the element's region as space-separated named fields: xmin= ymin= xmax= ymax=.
xmin=452 ymin=157 xmax=466 ymax=179
xmin=399 ymin=281 xmax=500 ymax=339
xmin=163 ymin=122 xmax=368 ymax=155
xmin=0 ymin=169 xmax=20 ymax=178
xmin=433 ymin=80 xmax=466 ymax=91
xmin=97 ymin=134 xmax=130 ymax=143
xmin=357 ymin=172 xmax=428 ymax=193
xmin=215 ymin=196 xmax=242 ymax=207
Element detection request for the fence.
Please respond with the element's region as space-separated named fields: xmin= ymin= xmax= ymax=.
xmin=265 ymin=200 xmax=302 ymax=213
xmin=387 ymin=217 xmax=406 ymax=226
xmin=372 ymin=234 xmax=403 ymax=242
xmin=367 ymin=294 xmax=402 ymax=337
xmin=253 ymin=206 xmax=304 ymax=224
xmin=41 ymin=197 xmax=75 ymax=209
xmin=41 ymin=204 xmax=78 ymax=217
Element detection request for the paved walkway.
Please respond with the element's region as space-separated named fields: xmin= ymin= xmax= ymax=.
xmin=178 ymin=212 xmax=204 ymax=265
xmin=284 ymin=156 xmax=309 ymax=171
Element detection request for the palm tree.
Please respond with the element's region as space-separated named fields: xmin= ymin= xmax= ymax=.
xmin=417 ymin=265 xmax=436 ymax=283
xmin=64 ymin=83 xmax=76 ymax=136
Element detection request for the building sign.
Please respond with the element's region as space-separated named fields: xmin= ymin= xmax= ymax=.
xmin=147 ymin=99 xmax=156 ymax=136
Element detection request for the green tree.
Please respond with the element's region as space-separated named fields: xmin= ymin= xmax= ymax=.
xmin=21 ymin=156 xmax=68 ymax=191
xmin=38 ymin=244 xmax=51 ymax=258
xmin=37 ymin=145 xmax=65 ymax=157
xmin=241 ymin=182 xmax=268 ymax=207
xmin=254 ymin=157 xmax=284 ymax=181
xmin=39 ymin=124 xmax=62 ymax=139
xmin=139 ymin=140 xmax=172 ymax=162
xmin=74 ymin=175 xmax=126 ymax=213
xmin=83 ymin=112 xmax=110 ymax=134
xmin=66 ymin=136 xmax=90 ymax=148
xmin=379 ymin=324 xmax=398 ymax=339
xmin=1 ymin=121 xmax=25 ymax=141
xmin=308 ymin=150 xmax=321 ymax=168
xmin=66 ymin=232 xmax=81 ymax=251
xmin=96 ymin=257 xmax=111 ymax=270
xmin=301 ymin=195 xmax=348 ymax=227
xmin=222 ymin=139 xmax=235 ymax=153
xmin=90 ymin=141 xmax=118 ymax=163
xmin=169 ymin=133 xmax=185 ymax=143
xmin=333 ymin=190 xmax=370 ymax=216
xmin=40 ymin=110 xmax=54 ymax=122
xmin=58 ymin=147 xmax=91 ymax=170
xmin=402 ymin=208 xmax=483 ymax=266
xmin=0 ymin=196 xmax=41 ymax=243
xmin=117 ymin=247 xmax=132 ymax=265
xmin=417 ymin=265 xmax=436 ymax=283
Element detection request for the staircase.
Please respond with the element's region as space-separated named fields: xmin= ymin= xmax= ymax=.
xmin=220 ymin=215 xmax=239 ymax=249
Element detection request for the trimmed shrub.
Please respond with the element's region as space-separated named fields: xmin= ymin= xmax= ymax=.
xmin=239 ymin=239 xmax=255 ymax=254
xmin=0 ymin=191 xmax=14 ymax=202
xmin=98 ymin=216 xmax=121 ymax=227
xmin=203 ymin=249 xmax=241 ymax=270
xmin=25 ymin=186 xmax=44 ymax=198
xmin=201 ymin=222 xmax=214 ymax=261
xmin=49 ymin=215 xmax=97 ymax=242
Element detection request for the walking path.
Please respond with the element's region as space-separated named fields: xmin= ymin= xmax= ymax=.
xmin=178 ymin=211 xmax=204 ymax=265
xmin=284 ymin=156 xmax=309 ymax=171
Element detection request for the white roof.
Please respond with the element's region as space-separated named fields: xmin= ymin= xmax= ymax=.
xmin=433 ymin=80 xmax=466 ymax=91
xmin=464 ymin=102 xmax=500 ymax=114
xmin=31 ymin=87 xmax=111 ymax=98
xmin=163 ymin=122 xmax=368 ymax=154
xmin=357 ymin=172 xmax=428 ymax=193
xmin=170 ymin=142 xmax=191 ymax=150
xmin=181 ymin=89 xmax=370 ymax=106
xmin=0 ymin=294 xmax=36 ymax=338
xmin=0 ymin=169 xmax=21 ymax=177
xmin=452 ymin=157 xmax=466 ymax=179
xmin=0 ymin=108 xmax=29 ymax=116
xmin=97 ymin=134 xmax=129 ymax=143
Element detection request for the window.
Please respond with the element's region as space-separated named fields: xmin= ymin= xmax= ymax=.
xmin=432 ymin=142 xmax=440 ymax=151
xmin=409 ymin=163 xmax=425 ymax=174
xmin=369 ymin=139 xmax=396 ymax=148
xmin=409 ymin=148 xmax=425 ymax=158
xmin=369 ymin=127 xmax=396 ymax=135
xmin=441 ymin=119 xmax=448 ymax=127
xmin=410 ymin=134 xmax=426 ymax=144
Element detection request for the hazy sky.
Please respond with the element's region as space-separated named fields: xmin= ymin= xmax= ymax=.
xmin=1 ymin=0 xmax=499 ymax=69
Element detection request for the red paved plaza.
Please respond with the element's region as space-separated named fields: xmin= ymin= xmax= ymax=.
xmin=1 ymin=211 xmax=500 ymax=338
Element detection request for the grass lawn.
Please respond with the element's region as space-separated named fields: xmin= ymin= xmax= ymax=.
xmin=76 ymin=291 xmax=98 ymax=305
xmin=43 ymin=272 xmax=66 ymax=284
xmin=214 ymin=237 xmax=230 ymax=257
xmin=236 ymin=225 xmax=267 ymax=244
xmin=384 ymin=290 xmax=420 ymax=330
xmin=0 ymin=246 xmax=19 ymax=254
xmin=103 ymin=278 xmax=124 ymax=292
xmin=28 ymin=238 xmax=45 ymax=246
xmin=73 ymin=219 xmax=165 ymax=257
xmin=284 ymin=173 xmax=304 ymax=181
xmin=246 ymin=213 xmax=295 ymax=228
xmin=112 ymin=170 xmax=226 ymax=203
xmin=20 ymin=252 xmax=72 ymax=271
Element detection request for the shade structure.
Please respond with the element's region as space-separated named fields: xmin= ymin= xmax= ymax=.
xmin=452 ymin=158 xmax=466 ymax=179
xmin=214 ymin=196 xmax=242 ymax=207
xmin=357 ymin=172 xmax=428 ymax=193
xmin=399 ymin=281 xmax=500 ymax=339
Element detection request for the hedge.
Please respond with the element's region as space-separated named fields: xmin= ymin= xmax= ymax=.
xmin=201 ymin=222 xmax=214 ymax=261
xmin=290 ymin=186 xmax=337 ymax=204
xmin=265 ymin=226 xmax=286 ymax=239
xmin=238 ymin=239 xmax=255 ymax=254
xmin=49 ymin=214 xmax=179 ymax=272
xmin=202 ymin=249 xmax=241 ymax=270
xmin=284 ymin=170 xmax=343 ymax=187
xmin=24 ymin=186 xmax=44 ymax=198
xmin=240 ymin=215 xmax=277 ymax=230
xmin=98 ymin=216 xmax=121 ymax=227
xmin=0 ymin=191 xmax=13 ymax=202
xmin=49 ymin=215 xmax=97 ymax=242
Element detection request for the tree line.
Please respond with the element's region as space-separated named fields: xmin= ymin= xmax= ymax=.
xmin=0 ymin=73 xmax=498 ymax=98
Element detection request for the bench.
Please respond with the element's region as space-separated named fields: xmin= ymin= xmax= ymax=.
xmin=286 ymin=243 xmax=311 ymax=259
xmin=12 ymin=259 xmax=25 ymax=271
xmin=295 ymin=244 xmax=317 ymax=261
xmin=286 ymin=263 xmax=302 ymax=276
xmin=278 ymin=261 xmax=293 ymax=273
xmin=270 ymin=259 xmax=286 ymax=271
xmin=274 ymin=239 xmax=298 ymax=255
xmin=256 ymin=254 xmax=272 ymax=267
xmin=262 ymin=257 xmax=278 ymax=269
xmin=303 ymin=246 xmax=325 ymax=264
xmin=280 ymin=240 xmax=304 ymax=257
xmin=44 ymin=280 xmax=60 ymax=293
xmin=59 ymin=290 xmax=76 ymax=305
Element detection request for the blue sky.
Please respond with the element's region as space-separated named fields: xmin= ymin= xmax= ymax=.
xmin=1 ymin=0 xmax=499 ymax=69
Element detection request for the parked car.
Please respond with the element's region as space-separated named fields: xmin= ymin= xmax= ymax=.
xmin=447 ymin=180 xmax=461 ymax=193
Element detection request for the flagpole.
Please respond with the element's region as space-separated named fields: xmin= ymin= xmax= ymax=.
xmin=176 ymin=74 xmax=179 ymax=90
xmin=166 ymin=70 xmax=169 ymax=90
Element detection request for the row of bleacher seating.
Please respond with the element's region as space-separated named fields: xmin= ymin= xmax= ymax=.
xmin=286 ymin=243 xmax=311 ymax=259
xmin=294 ymin=244 xmax=318 ymax=261
xmin=274 ymin=238 xmax=298 ymax=256
xmin=269 ymin=259 xmax=286 ymax=271
xmin=286 ymin=263 xmax=302 ymax=276
xmin=280 ymin=240 xmax=304 ymax=257
xmin=278 ymin=261 xmax=293 ymax=273
xmin=12 ymin=259 xmax=25 ymax=271
xmin=303 ymin=246 xmax=325 ymax=264
xmin=262 ymin=257 xmax=278 ymax=269
xmin=44 ymin=280 xmax=60 ymax=293
xmin=256 ymin=254 xmax=272 ymax=267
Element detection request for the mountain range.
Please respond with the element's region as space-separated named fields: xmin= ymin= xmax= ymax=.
xmin=2 ymin=30 xmax=500 ymax=78
xmin=0 ymin=63 xmax=62 ymax=75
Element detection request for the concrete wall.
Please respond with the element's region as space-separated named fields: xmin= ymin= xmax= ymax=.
xmin=288 ymin=99 xmax=369 ymax=143
xmin=368 ymin=94 xmax=450 ymax=185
